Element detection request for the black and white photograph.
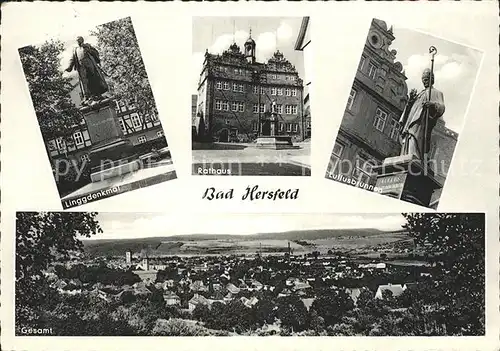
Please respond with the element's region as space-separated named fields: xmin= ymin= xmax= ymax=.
xmin=192 ymin=17 xmax=311 ymax=176
xmin=325 ymin=18 xmax=483 ymax=209
xmin=16 ymin=211 xmax=484 ymax=336
xmin=18 ymin=16 xmax=176 ymax=209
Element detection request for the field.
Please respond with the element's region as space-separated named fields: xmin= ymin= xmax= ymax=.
xmin=84 ymin=231 xmax=411 ymax=258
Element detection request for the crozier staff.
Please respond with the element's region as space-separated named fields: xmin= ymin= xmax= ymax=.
xmin=399 ymin=47 xmax=445 ymax=160
xmin=65 ymin=36 xmax=109 ymax=102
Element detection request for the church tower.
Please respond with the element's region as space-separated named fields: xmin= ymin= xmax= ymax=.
xmin=244 ymin=30 xmax=256 ymax=64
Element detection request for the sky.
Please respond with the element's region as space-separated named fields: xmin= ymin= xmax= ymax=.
xmin=83 ymin=213 xmax=407 ymax=240
xmin=389 ymin=25 xmax=483 ymax=133
xmin=192 ymin=17 xmax=305 ymax=94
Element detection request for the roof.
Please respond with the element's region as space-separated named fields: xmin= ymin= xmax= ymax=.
xmin=226 ymin=283 xmax=240 ymax=294
xmin=376 ymin=284 xmax=405 ymax=298
xmin=189 ymin=294 xmax=210 ymax=306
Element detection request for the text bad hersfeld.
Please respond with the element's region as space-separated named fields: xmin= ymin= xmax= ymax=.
xmin=202 ymin=185 xmax=299 ymax=201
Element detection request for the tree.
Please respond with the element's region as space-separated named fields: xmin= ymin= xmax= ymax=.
xmin=276 ymin=296 xmax=309 ymax=332
xmin=192 ymin=304 xmax=211 ymax=322
xmin=18 ymin=42 xmax=83 ymax=145
xmin=254 ymin=297 xmax=277 ymax=326
xmin=310 ymin=290 xmax=355 ymax=326
xmin=92 ymin=17 xmax=158 ymax=124
xmin=16 ymin=212 xmax=102 ymax=327
xmin=356 ymin=288 xmax=374 ymax=309
xmin=402 ymin=213 xmax=485 ymax=335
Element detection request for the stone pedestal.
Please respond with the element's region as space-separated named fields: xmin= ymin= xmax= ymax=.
xmin=256 ymin=135 xmax=294 ymax=150
xmin=80 ymin=98 xmax=139 ymax=183
xmin=373 ymin=155 xmax=442 ymax=207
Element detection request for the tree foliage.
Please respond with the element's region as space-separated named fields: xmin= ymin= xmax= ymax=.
xmin=402 ymin=213 xmax=485 ymax=335
xmin=18 ymin=41 xmax=83 ymax=142
xmin=16 ymin=212 xmax=102 ymax=326
xmin=311 ymin=290 xmax=355 ymax=326
xmin=276 ymin=296 xmax=309 ymax=332
xmin=92 ymin=17 xmax=157 ymax=121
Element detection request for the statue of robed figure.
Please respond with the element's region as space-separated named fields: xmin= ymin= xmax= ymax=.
xmin=399 ymin=46 xmax=445 ymax=161
xmin=65 ymin=36 xmax=109 ymax=104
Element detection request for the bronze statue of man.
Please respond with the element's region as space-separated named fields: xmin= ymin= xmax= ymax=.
xmin=399 ymin=68 xmax=445 ymax=160
xmin=65 ymin=36 xmax=109 ymax=103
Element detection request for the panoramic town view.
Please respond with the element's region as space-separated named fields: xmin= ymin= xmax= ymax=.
xmin=16 ymin=212 xmax=484 ymax=336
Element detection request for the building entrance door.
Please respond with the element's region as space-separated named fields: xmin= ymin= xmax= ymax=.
xmin=261 ymin=120 xmax=271 ymax=136
xmin=219 ymin=128 xmax=229 ymax=142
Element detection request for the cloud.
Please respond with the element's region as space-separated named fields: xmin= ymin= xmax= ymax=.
xmin=192 ymin=20 xmax=296 ymax=93
xmin=277 ymin=21 xmax=293 ymax=42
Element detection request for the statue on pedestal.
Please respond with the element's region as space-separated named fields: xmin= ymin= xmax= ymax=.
xmin=65 ymin=36 xmax=109 ymax=105
xmin=399 ymin=47 xmax=445 ymax=161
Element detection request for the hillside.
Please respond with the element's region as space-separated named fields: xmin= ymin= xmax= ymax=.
xmin=83 ymin=228 xmax=406 ymax=257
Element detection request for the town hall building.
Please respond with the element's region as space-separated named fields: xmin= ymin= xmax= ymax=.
xmin=194 ymin=33 xmax=305 ymax=143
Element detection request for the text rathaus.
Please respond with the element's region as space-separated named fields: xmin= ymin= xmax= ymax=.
xmin=195 ymin=33 xmax=305 ymax=143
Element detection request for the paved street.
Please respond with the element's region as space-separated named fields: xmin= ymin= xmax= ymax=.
xmin=192 ymin=141 xmax=311 ymax=176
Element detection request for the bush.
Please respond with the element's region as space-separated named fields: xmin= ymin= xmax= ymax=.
xmin=152 ymin=319 xmax=211 ymax=336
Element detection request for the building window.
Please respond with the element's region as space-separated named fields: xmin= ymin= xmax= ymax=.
xmin=353 ymin=156 xmax=375 ymax=184
xmin=286 ymin=88 xmax=291 ymax=96
xmin=373 ymin=108 xmax=388 ymax=132
xmin=81 ymin=154 xmax=90 ymax=162
xmin=271 ymin=87 xmax=277 ymax=95
xmin=347 ymin=89 xmax=357 ymax=110
xmin=285 ymin=105 xmax=292 ymax=114
xmin=119 ymin=101 xmax=127 ymax=113
xmin=238 ymin=84 xmax=244 ymax=92
xmin=368 ymin=62 xmax=377 ymax=79
xmin=359 ymin=56 xmax=366 ymax=71
xmin=290 ymin=76 xmax=295 ymax=81
xmin=260 ymin=87 xmax=265 ymax=95
xmin=157 ymin=130 xmax=164 ymax=137
xmin=55 ymin=138 xmax=66 ymax=151
xmin=237 ymin=102 xmax=244 ymax=112
xmin=216 ymin=81 xmax=222 ymax=90
xmin=119 ymin=119 xmax=127 ymax=134
xmin=150 ymin=114 xmax=159 ymax=122
xmin=292 ymin=89 xmax=297 ymax=97
xmin=389 ymin=118 xmax=400 ymax=141
xmin=73 ymin=131 xmax=84 ymax=146
xmin=277 ymin=88 xmax=283 ymax=96
xmin=293 ymin=124 xmax=299 ymax=133
xmin=137 ymin=135 xmax=147 ymax=144
xmin=259 ymin=104 xmax=265 ymax=113
xmin=330 ymin=143 xmax=344 ymax=171
xmin=232 ymin=83 xmax=238 ymax=92
xmin=279 ymin=123 xmax=284 ymax=132
xmin=215 ymin=100 xmax=222 ymax=110
xmin=272 ymin=74 xmax=277 ymax=79
xmin=291 ymin=105 xmax=298 ymax=114
xmin=252 ymin=121 xmax=258 ymax=131
xmin=253 ymin=104 xmax=258 ymax=113
xmin=223 ymin=101 xmax=229 ymax=111
xmin=223 ymin=82 xmax=230 ymax=90
xmin=286 ymin=123 xmax=292 ymax=132
xmin=131 ymin=113 xmax=142 ymax=129
xmin=232 ymin=102 xmax=238 ymax=112
xmin=277 ymin=104 xmax=283 ymax=114
xmin=253 ymin=86 xmax=258 ymax=94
